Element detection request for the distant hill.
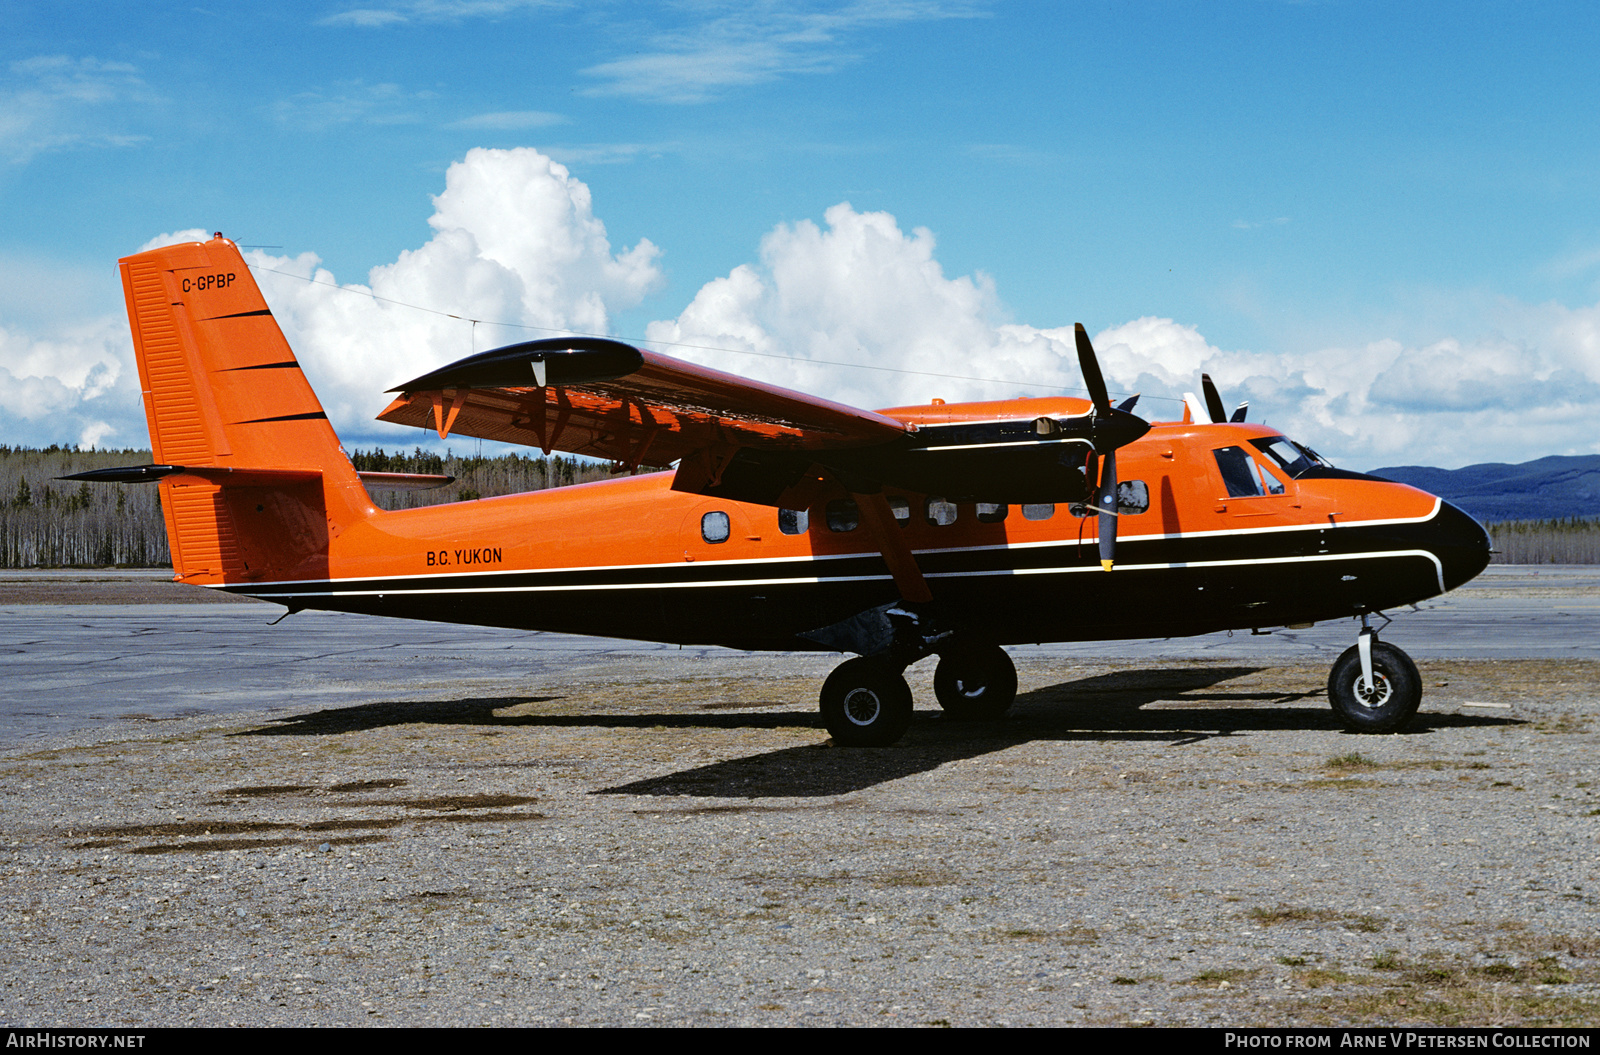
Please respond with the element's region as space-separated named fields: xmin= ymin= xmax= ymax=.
xmin=1366 ymin=454 xmax=1600 ymax=523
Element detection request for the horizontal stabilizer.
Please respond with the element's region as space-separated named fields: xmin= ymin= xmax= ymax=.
xmin=61 ymin=464 xmax=323 ymax=487
xmin=356 ymin=471 xmax=455 ymax=491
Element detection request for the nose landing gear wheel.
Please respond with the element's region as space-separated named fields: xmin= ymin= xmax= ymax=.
xmin=1327 ymin=641 xmax=1422 ymax=733
xmin=820 ymin=657 xmax=914 ymax=747
xmin=933 ymin=642 xmax=1017 ymax=721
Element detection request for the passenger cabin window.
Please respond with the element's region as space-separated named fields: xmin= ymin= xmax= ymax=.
xmin=1117 ymin=480 xmax=1150 ymax=514
xmin=1214 ymin=446 xmax=1284 ymax=497
xmin=778 ymin=508 xmax=808 ymax=535
xmin=701 ymin=510 xmax=731 ymax=543
xmin=925 ymin=497 xmax=958 ymax=527
xmin=1021 ymin=503 xmax=1055 ymax=521
xmin=1072 ymin=482 xmax=1151 ymax=518
xmin=887 ymin=495 xmax=911 ymax=527
xmin=826 ymin=499 xmax=860 ymax=532
xmin=976 ymin=502 xmax=1007 ymax=523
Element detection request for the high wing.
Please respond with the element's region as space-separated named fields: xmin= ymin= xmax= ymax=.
xmin=376 ymin=337 xmax=909 ymax=506
xmin=376 ymin=335 xmax=1150 ymax=507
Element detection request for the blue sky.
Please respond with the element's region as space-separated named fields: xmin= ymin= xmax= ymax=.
xmin=4 ymin=1 xmax=1599 ymax=469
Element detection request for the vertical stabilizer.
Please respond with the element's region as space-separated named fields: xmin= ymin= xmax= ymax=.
xmin=119 ymin=234 xmax=372 ymax=585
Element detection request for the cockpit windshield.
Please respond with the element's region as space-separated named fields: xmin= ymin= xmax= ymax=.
xmin=1251 ymin=437 xmax=1330 ymax=479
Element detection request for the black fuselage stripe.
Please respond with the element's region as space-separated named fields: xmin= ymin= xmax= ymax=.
xmin=227 ymin=524 xmax=1438 ymax=599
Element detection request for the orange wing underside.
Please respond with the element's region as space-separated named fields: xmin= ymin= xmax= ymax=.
xmin=376 ymin=349 xmax=908 ymax=468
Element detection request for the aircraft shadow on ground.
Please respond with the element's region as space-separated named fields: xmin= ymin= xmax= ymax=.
xmin=238 ymin=667 xmax=1519 ymax=799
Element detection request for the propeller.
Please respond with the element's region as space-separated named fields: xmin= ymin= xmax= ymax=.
xmin=1201 ymin=374 xmax=1227 ymax=425
xmin=1189 ymin=373 xmax=1248 ymax=424
xmin=1073 ymin=324 xmax=1150 ymax=571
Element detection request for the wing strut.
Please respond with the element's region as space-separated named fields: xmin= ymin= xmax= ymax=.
xmin=854 ymin=492 xmax=933 ymax=604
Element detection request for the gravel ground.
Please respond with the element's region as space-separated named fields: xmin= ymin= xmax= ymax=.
xmin=3 ymin=636 xmax=1598 ymax=1027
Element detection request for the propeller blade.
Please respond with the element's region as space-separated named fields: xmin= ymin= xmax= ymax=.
xmin=1116 ymin=394 xmax=1140 ymax=414
xmin=1097 ymin=450 xmax=1118 ymax=571
xmin=1074 ymin=323 xmax=1112 ymax=418
xmin=1201 ymin=373 xmax=1227 ymax=424
xmin=1229 ymin=400 xmax=1249 ymax=423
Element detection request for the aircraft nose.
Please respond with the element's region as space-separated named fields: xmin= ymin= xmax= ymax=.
xmin=1430 ymin=500 xmax=1492 ymax=592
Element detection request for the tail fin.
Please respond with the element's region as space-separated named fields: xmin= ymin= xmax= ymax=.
xmin=119 ymin=234 xmax=373 ymax=585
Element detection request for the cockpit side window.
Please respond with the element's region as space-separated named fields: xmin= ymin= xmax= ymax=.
xmin=1214 ymin=446 xmax=1265 ymax=498
xmin=1216 ymin=446 xmax=1288 ymax=497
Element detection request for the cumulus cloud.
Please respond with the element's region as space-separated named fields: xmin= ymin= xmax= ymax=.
xmin=10 ymin=146 xmax=1599 ymax=469
xmin=645 ymin=205 xmax=1600 ymax=468
xmin=646 ymin=202 xmax=1079 ymax=410
xmin=249 ymin=147 xmax=661 ymax=430
xmin=1083 ymin=318 xmax=1600 ymax=467
xmin=0 ymin=315 xmax=142 ymax=450
xmin=138 ymin=228 xmax=213 ymax=253
xmin=1 ymin=148 xmax=660 ymax=450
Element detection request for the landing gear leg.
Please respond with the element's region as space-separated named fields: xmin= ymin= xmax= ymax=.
xmin=1327 ymin=615 xmax=1422 ymax=733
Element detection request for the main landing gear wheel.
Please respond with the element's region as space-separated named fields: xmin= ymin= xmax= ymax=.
xmin=933 ymin=643 xmax=1018 ymax=721
xmin=820 ymin=657 xmax=914 ymax=747
xmin=1327 ymin=640 xmax=1422 ymax=733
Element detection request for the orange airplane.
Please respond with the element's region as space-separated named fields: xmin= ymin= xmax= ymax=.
xmin=72 ymin=234 xmax=1492 ymax=746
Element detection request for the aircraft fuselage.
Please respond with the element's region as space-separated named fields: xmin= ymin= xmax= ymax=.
xmin=201 ymin=416 xmax=1491 ymax=651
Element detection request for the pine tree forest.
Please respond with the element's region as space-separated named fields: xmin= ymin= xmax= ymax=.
xmin=2 ymin=446 xmax=1597 ymax=567
xmin=0 ymin=446 xmax=627 ymax=569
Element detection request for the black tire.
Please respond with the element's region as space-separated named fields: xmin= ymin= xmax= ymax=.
xmin=820 ymin=657 xmax=914 ymax=747
xmin=1327 ymin=641 xmax=1422 ymax=733
xmin=933 ymin=643 xmax=1018 ymax=721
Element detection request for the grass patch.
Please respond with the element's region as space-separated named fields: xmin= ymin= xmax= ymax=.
xmin=1534 ymin=713 xmax=1591 ymax=734
xmin=1282 ymin=942 xmax=1598 ymax=1026
xmin=870 ymin=867 xmax=961 ymax=888
xmin=1248 ymin=904 xmax=1389 ymax=932
xmin=1191 ymin=967 xmax=1258 ymax=985
xmin=1293 ymin=966 xmax=1360 ymax=988
xmin=1292 ymin=985 xmax=1598 ymax=1027
xmin=1301 ymin=777 xmax=1379 ymax=790
xmin=999 ymin=925 xmax=1099 ymax=945
xmin=1251 ymin=905 xmax=1341 ymax=925
xmin=1326 ymin=752 xmax=1379 ymax=769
